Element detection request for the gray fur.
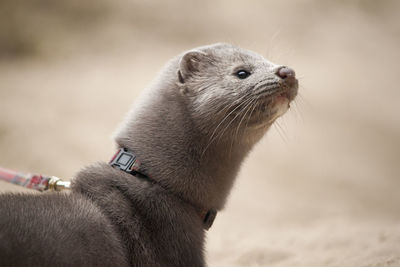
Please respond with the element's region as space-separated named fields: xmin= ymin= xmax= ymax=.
xmin=0 ymin=43 xmax=298 ymax=266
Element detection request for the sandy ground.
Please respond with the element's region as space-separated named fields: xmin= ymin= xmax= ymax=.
xmin=1 ymin=1 xmax=400 ymax=266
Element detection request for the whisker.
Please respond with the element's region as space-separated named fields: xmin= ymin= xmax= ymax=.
xmin=245 ymin=95 xmax=259 ymax=128
xmin=207 ymin=94 xmax=249 ymax=140
xmin=213 ymin=93 xmax=250 ymax=115
xmin=253 ymin=86 xmax=281 ymax=98
xmin=214 ymin=98 xmax=254 ymax=145
xmin=291 ymin=99 xmax=304 ymax=123
xmin=230 ymin=97 xmax=258 ymax=152
xmin=265 ymin=28 xmax=282 ymax=60
xmin=201 ymin=95 xmax=252 ymax=156
xmin=296 ymin=93 xmax=311 ymax=109
xmin=234 ymin=97 xmax=257 ymax=138
xmin=274 ymin=120 xmax=288 ymax=144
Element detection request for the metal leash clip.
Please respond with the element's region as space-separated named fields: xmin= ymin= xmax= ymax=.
xmin=47 ymin=176 xmax=71 ymax=191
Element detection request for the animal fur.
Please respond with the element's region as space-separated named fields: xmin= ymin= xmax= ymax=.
xmin=0 ymin=43 xmax=298 ymax=266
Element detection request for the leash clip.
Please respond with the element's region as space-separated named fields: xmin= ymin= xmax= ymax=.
xmin=48 ymin=176 xmax=71 ymax=191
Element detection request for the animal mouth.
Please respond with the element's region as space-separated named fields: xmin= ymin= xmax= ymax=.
xmin=278 ymin=92 xmax=289 ymax=99
xmin=258 ymin=90 xmax=289 ymax=112
xmin=248 ymin=85 xmax=297 ymax=127
xmin=223 ymin=82 xmax=298 ymax=130
xmin=273 ymin=91 xmax=291 ymax=106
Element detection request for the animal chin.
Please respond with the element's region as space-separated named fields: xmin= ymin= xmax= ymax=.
xmin=247 ymin=93 xmax=290 ymax=128
xmin=272 ymin=99 xmax=289 ymax=118
xmin=244 ymin=98 xmax=273 ymax=128
xmin=273 ymin=92 xmax=290 ymax=107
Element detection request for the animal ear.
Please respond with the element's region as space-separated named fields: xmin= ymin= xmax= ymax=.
xmin=178 ymin=50 xmax=209 ymax=83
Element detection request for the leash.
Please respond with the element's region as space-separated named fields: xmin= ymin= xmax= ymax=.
xmin=0 ymin=166 xmax=70 ymax=192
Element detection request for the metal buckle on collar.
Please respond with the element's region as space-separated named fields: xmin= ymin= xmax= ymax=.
xmin=109 ymin=148 xmax=218 ymax=230
xmin=203 ymin=209 xmax=217 ymax=230
xmin=109 ymin=148 xmax=140 ymax=174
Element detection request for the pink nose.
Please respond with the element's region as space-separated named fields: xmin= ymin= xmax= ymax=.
xmin=276 ymin=66 xmax=296 ymax=80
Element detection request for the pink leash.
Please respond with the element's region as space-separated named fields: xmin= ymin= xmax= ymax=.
xmin=0 ymin=166 xmax=70 ymax=192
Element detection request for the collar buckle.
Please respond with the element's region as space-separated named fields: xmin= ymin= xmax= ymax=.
xmin=109 ymin=148 xmax=140 ymax=174
xmin=110 ymin=148 xmax=217 ymax=230
xmin=203 ymin=209 xmax=217 ymax=230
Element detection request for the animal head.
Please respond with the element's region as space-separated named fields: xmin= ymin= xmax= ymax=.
xmin=176 ymin=43 xmax=298 ymax=139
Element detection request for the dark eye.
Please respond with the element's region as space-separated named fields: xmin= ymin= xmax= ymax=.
xmin=235 ymin=70 xmax=251 ymax=79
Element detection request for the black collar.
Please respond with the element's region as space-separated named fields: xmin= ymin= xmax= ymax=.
xmin=109 ymin=148 xmax=217 ymax=230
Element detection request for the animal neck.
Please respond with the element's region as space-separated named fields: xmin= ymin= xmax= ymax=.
xmin=115 ymin=84 xmax=254 ymax=211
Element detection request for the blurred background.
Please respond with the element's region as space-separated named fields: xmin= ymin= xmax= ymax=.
xmin=0 ymin=0 xmax=399 ymax=266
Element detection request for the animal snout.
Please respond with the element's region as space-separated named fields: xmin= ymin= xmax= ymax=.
xmin=275 ymin=67 xmax=296 ymax=81
xmin=275 ymin=66 xmax=298 ymax=101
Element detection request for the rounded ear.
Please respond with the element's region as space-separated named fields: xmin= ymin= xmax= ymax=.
xmin=178 ymin=50 xmax=209 ymax=84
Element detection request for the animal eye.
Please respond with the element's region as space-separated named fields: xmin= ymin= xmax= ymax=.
xmin=235 ymin=70 xmax=251 ymax=79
